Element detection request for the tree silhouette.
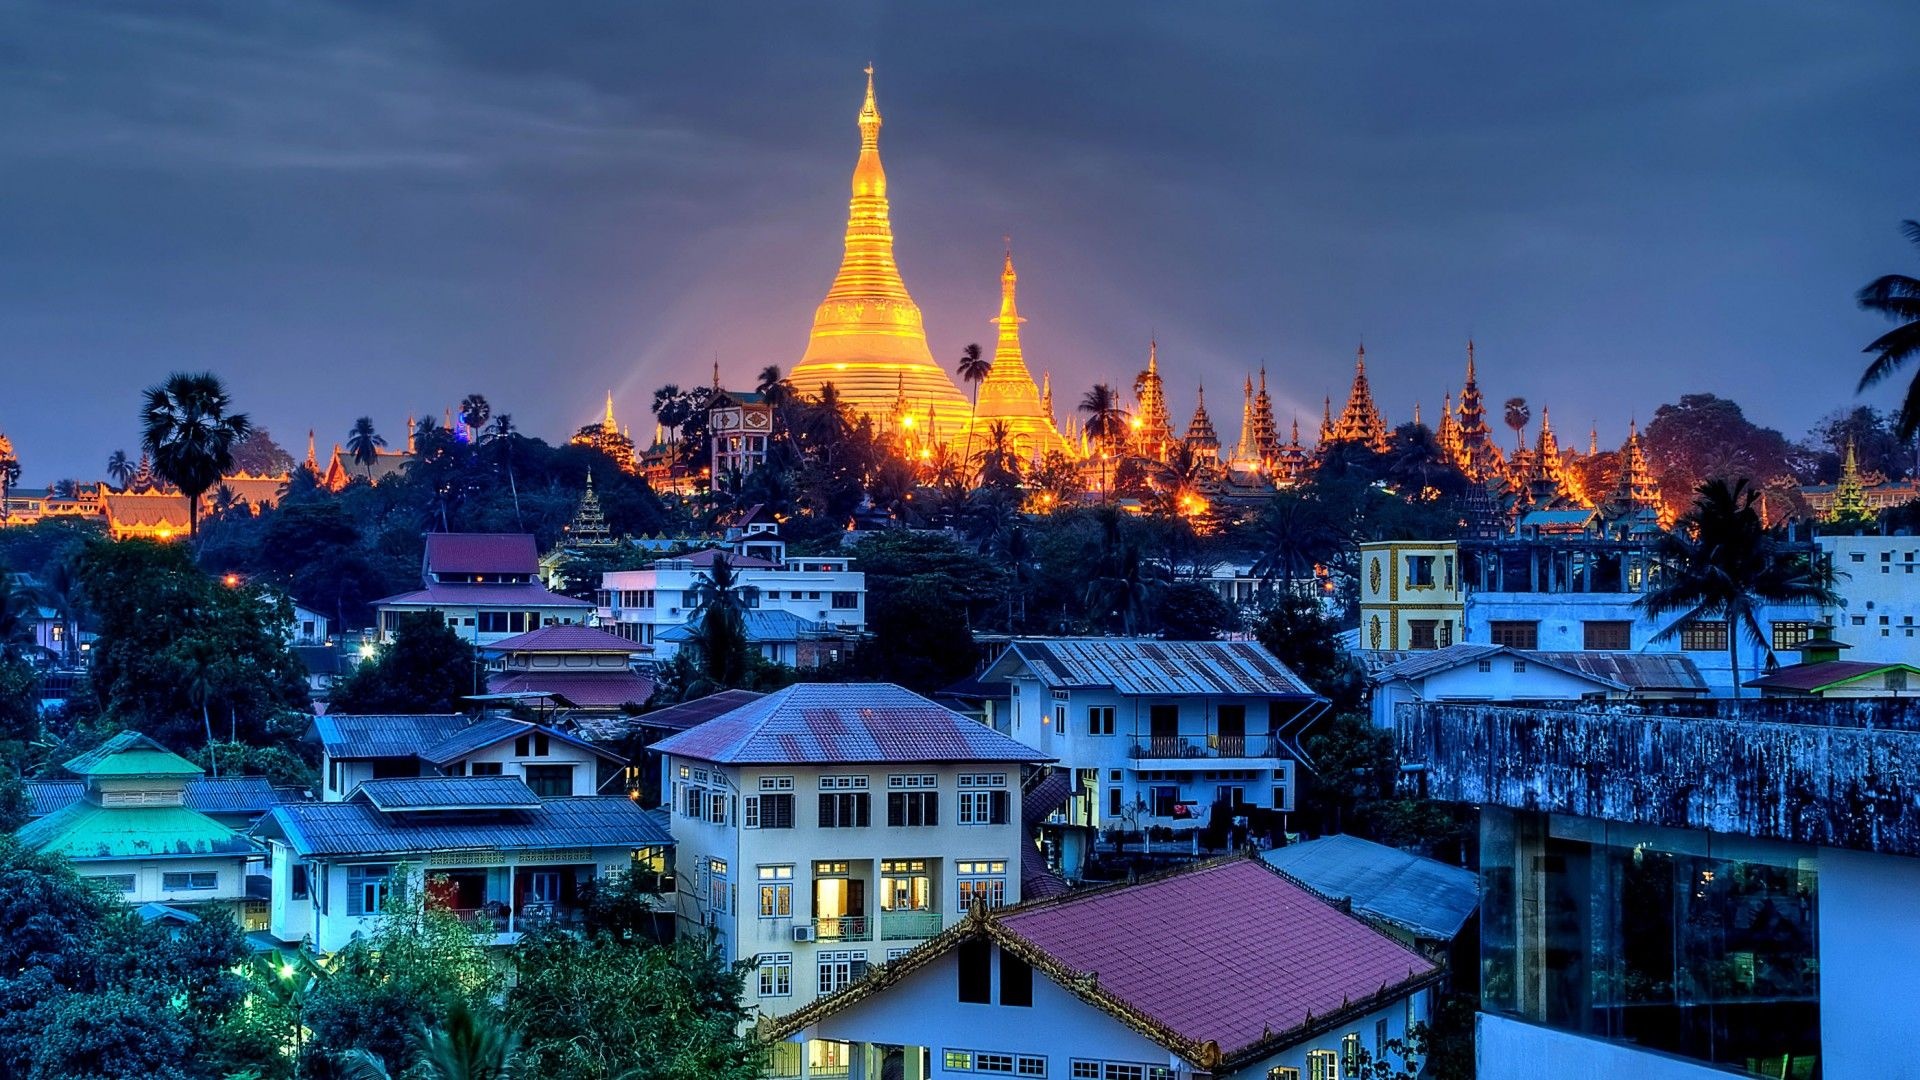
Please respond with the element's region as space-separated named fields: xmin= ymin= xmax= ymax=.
xmin=1857 ymin=219 xmax=1920 ymax=440
xmin=140 ymin=371 xmax=252 ymax=538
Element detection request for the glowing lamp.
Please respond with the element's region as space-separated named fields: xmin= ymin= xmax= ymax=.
xmin=223 ymin=573 xmax=240 ymax=588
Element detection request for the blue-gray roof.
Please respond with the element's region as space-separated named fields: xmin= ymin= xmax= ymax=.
xmin=310 ymin=714 xmax=467 ymax=759
xmin=415 ymin=716 xmax=531 ymax=765
xmin=983 ymin=639 xmax=1318 ymax=698
xmin=1262 ymin=834 xmax=1478 ymax=941
xmin=253 ymin=796 xmax=672 ymax=859
xmin=26 ymin=776 xmax=293 ymax=819
xmin=355 ymin=776 xmax=541 ymax=812
xmin=25 ymin=779 xmax=82 ymax=817
xmin=656 ymin=609 xmax=839 ymax=644
xmin=652 ymin=683 xmax=1049 ymax=766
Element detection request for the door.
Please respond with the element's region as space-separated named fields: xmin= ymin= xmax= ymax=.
xmin=1149 ymin=704 xmax=1180 ymax=756
xmin=814 ymin=877 xmax=867 ymax=938
xmin=1216 ymin=705 xmax=1246 ymax=756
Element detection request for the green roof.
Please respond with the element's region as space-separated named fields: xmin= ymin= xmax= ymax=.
xmin=62 ymin=732 xmax=204 ymax=779
xmin=16 ymin=802 xmax=256 ymax=861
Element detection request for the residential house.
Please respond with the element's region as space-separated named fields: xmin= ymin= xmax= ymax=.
xmin=372 ymin=533 xmax=594 ymax=646
xmin=481 ymin=624 xmax=655 ymax=711
xmin=649 ymin=683 xmax=1049 ymax=1020
xmin=1401 ymin=698 xmax=1920 ymax=1079
xmin=1742 ymin=625 xmax=1920 ymax=699
xmin=16 ymin=732 xmax=258 ymax=908
xmin=982 ymin=639 xmax=1325 ymax=870
xmin=597 ymin=533 xmax=865 ymax=668
xmin=1365 ymin=642 xmax=1708 ymax=729
xmin=253 ymin=775 xmax=673 ymax=952
xmin=765 ymin=856 xmax=1441 ymax=1080
xmin=570 ymin=689 xmax=766 ymax=802
xmin=309 ymin=713 xmax=623 ymax=802
xmin=290 ymin=602 xmax=331 ymax=646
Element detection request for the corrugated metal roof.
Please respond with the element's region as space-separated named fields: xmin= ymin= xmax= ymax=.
xmin=183 ymin=777 xmax=284 ymax=815
xmin=1540 ymin=651 xmax=1708 ymax=692
xmin=416 ymin=717 xmax=532 ymax=765
xmin=424 ymin=533 xmax=538 ymax=575
xmin=25 ymin=779 xmax=82 ymax=817
xmin=651 ymin=683 xmax=1049 ymax=765
xmin=986 ymin=639 xmax=1317 ymax=698
xmin=481 ymin=625 xmax=645 ymax=653
xmin=655 ymin=609 xmax=839 ymax=644
xmin=570 ymin=689 xmax=765 ymax=743
xmin=1261 ymin=834 xmax=1479 ymax=941
xmin=63 ymin=731 xmax=202 ymax=778
xmin=486 ymin=670 xmax=656 ymax=709
xmin=20 ymin=802 xmax=257 ymax=861
xmin=1745 ymin=660 xmax=1920 ymax=693
xmin=256 ymin=796 xmax=671 ymax=858
xmin=310 ymin=714 xmax=468 ymax=759
xmin=356 ymin=776 xmax=542 ymax=812
xmin=1365 ymin=642 xmax=1504 ymax=684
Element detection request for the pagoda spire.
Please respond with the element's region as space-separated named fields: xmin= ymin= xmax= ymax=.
xmin=603 ymin=391 xmax=618 ymax=434
xmin=305 ymin=429 xmax=318 ymax=472
xmin=967 ymin=246 xmax=1070 ymax=459
xmin=1183 ymin=381 xmax=1220 ymax=464
xmin=1830 ymin=438 xmax=1872 ymax=523
xmin=1133 ymin=338 xmax=1174 ymax=460
xmin=1327 ymin=345 xmax=1391 ymax=453
xmin=1234 ymin=376 xmax=1257 ymax=465
xmin=406 ymin=413 xmax=416 ymax=454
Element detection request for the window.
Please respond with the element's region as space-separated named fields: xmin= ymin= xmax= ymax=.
xmin=880 ymin=860 xmax=932 ymax=913
xmin=1679 ymin=620 xmax=1729 ymax=652
xmin=958 ymin=774 xmax=1010 ymax=826
xmin=817 ymin=950 xmax=866 ymax=994
xmin=1000 ymin=950 xmax=1034 ymax=1007
xmin=957 ymin=938 xmax=992 ymax=1003
xmin=758 ymin=865 xmax=794 ymax=917
xmin=346 ymin=865 xmax=391 ymax=916
xmin=831 ymin=591 xmax=860 ymax=609
xmin=469 ymin=761 xmax=502 ymax=776
xmin=522 ymin=763 xmax=572 ymax=797
xmin=1407 ymin=620 xmax=1438 ymax=650
xmin=103 ymin=874 xmax=136 ymax=893
xmin=1342 ymin=1032 xmax=1362 ymax=1075
xmin=887 ymin=788 xmax=939 ymax=826
xmin=1772 ymin=620 xmax=1813 ymax=650
xmin=290 ymin=864 xmax=309 ymax=900
xmin=709 ymin=791 xmax=730 ymax=825
xmin=1513 ymin=660 xmax=1528 ymax=673
xmin=1268 ymin=1070 xmax=1301 ymax=1080
xmin=758 ymin=952 xmax=792 ymax=997
xmin=1307 ymin=1050 xmax=1339 ymax=1080
xmin=947 ymin=1051 xmax=975 ymax=1071
xmin=1406 ymin=555 xmax=1435 ymax=587
xmin=1375 ymin=1018 xmax=1389 ymax=1060
xmin=477 ymin=611 xmax=510 ymax=633
xmin=956 ymin=860 xmax=1007 ymax=910
xmin=708 ymin=858 xmax=729 ymax=913
xmin=1583 ymin=621 xmax=1632 ymax=650
xmin=746 ymin=792 xmax=794 ymax=829
xmin=1476 ymin=659 xmax=1493 ymax=673
xmin=818 ymin=791 xmax=871 ymax=828
xmin=1488 ymin=621 xmax=1539 ymax=649
xmin=161 ymin=871 xmax=218 ymax=891
xmin=1079 ymin=705 xmax=1112 ymax=735
xmin=945 ymin=1050 xmax=1047 ymax=1075
xmin=527 ymin=870 xmax=561 ymax=904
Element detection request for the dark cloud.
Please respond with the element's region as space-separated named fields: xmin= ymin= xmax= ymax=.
xmin=2 ymin=0 xmax=1917 ymax=480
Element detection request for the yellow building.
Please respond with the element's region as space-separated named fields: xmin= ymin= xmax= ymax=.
xmin=961 ymin=251 xmax=1073 ymax=461
xmin=785 ymin=66 xmax=971 ymax=442
xmin=1357 ymin=540 xmax=1464 ymax=651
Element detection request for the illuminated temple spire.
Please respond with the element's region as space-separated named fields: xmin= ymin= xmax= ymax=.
xmin=965 ymin=247 xmax=1071 ymax=458
xmin=1327 ymin=346 xmax=1391 ymax=453
xmin=787 ymin=65 xmax=970 ymax=438
xmin=1184 ymin=382 xmax=1220 ymax=465
xmin=1830 ymin=438 xmax=1871 ymax=523
xmin=602 ymin=391 xmax=618 ymax=435
xmin=1133 ymin=340 xmax=1175 ymax=460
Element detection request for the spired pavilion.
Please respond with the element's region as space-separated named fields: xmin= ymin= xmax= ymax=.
xmin=962 ymin=250 xmax=1074 ymax=461
xmin=786 ymin=66 xmax=974 ymax=443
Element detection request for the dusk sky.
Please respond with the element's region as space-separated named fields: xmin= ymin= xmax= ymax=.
xmin=5 ymin=1 xmax=1919 ymax=482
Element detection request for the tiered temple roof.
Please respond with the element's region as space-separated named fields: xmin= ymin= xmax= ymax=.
xmin=1325 ymin=347 xmax=1391 ymax=453
xmin=1182 ymin=383 xmax=1220 ymax=465
xmin=963 ymin=250 xmax=1073 ymax=460
xmin=1132 ymin=341 xmax=1176 ymax=461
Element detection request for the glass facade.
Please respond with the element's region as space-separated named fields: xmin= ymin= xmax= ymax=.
xmin=1482 ymin=809 xmax=1819 ymax=1079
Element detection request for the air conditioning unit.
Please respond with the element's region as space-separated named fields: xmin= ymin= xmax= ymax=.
xmin=791 ymin=925 xmax=816 ymax=943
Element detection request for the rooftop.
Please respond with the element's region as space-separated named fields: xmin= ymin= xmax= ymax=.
xmin=424 ymin=533 xmax=538 ymax=576
xmin=1261 ymin=834 xmax=1478 ymax=941
xmin=984 ymin=638 xmax=1317 ymax=698
xmin=654 ymin=609 xmax=842 ymax=645
xmin=485 ymin=670 xmax=656 ymax=710
xmin=481 ymin=624 xmax=647 ymax=654
xmin=570 ymin=689 xmax=766 ymax=743
xmin=651 ymin=683 xmax=1048 ymax=766
xmin=310 ymin=712 xmax=620 ymax=766
xmin=356 ymin=776 xmax=543 ymax=812
xmin=374 ymin=581 xmax=594 ymax=608
xmin=255 ymin=793 xmax=672 ymax=859
xmin=63 ymin=731 xmax=203 ymax=779
xmin=19 ymin=803 xmax=257 ymax=861
xmin=1744 ymin=659 xmax=1920 ymax=693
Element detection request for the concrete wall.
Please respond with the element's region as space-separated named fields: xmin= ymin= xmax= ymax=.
xmin=1821 ymin=535 xmax=1920 ymax=663
xmin=78 ymin=855 xmax=251 ymax=906
xmin=456 ymin=738 xmax=602 ymax=796
xmin=1818 ymin=846 xmax=1920 ymax=1080
xmin=1476 ymin=1014 xmax=1728 ymax=1080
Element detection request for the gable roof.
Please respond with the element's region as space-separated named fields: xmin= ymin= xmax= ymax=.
xmin=254 ymin=794 xmax=671 ymax=859
xmin=769 ymin=856 xmax=1440 ymax=1071
xmin=569 ymin=689 xmax=766 ymax=744
xmin=654 ymin=609 xmax=840 ymax=645
xmin=355 ymin=776 xmax=542 ymax=812
xmin=63 ymin=731 xmax=204 ymax=779
xmin=985 ymin=639 xmax=1317 ymax=698
xmin=1745 ymin=660 xmax=1920 ymax=693
xmin=1367 ymin=642 xmax=1624 ymax=690
xmin=1537 ymin=651 xmax=1707 ymax=694
xmin=19 ymin=802 xmax=256 ymax=861
xmin=1261 ymin=834 xmax=1478 ymax=941
xmin=676 ymin=547 xmax=780 ymax=570
xmin=372 ymin=582 xmax=594 ymax=609
xmin=651 ymin=683 xmax=1048 ymax=766
xmin=309 ymin=714 xmax=468 ymax=759
xmin=424 ymin=533 xmax=537 ymax=576
xmin=481 ymin=625 xmax=646 ymax=654
xmin=485 ymin=670 xmax=657 ymax=710
xmin=26 ymin=776 xmax=292 ymax=819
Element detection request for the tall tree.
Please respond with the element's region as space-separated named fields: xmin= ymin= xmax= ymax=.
xmin=105 ymin=449 xmax=134 ymax=491
xmin=685 ymin=553 xmax=760 ymax=690
xmin=1502 ymin=397 xmax=1530 ymax=453
xmin=1080 ymin=383 xmax=1128 ymax=502
xmin=955 ymin=343 xmax=992 ymax=484
xmin=1856 ymin=218 xmax=1920 ymax=441
xmin=141 ymin=372 xmax=252 ymax=537
xmin=1638 ymin=478 xmax=1838 ymax=700
xmin=346 ymin=417 xmax=386 ymax=480
xmin=458 ymin=394 xmax=492 ymax=436
xmin=0 ymin=436 xmax=18 ymax=523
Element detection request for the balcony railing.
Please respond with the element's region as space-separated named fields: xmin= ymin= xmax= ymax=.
xmin=879 ymin=910 xmax=942 ymax=940
xmin=1130 ymin=734 xmax=1275 ymax=760
xmin=813 ymin=915 xmax=871 ymax=942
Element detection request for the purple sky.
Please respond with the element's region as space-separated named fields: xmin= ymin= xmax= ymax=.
xmin=4 ymin=2 xmax=1919 ymax=482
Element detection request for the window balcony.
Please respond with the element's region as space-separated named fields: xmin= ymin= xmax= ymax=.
xmin=879 ymin=910 xmax=942 ymax=940
xmin=812 ymin=915 xmax=871 ymax=942
xmin=1129 ymin=735 xmax=1276 ymax=759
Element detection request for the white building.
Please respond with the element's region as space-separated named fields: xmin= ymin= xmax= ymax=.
xmin=1365 ymin=642 xmax=1708 ymax=729
xmin=372 ymin=533 xmax=594 ymax=646
xmin=648 ymin=683 xmax=1049 ymax=1020
xmin=1818 ymin=534 xmax=1920 ymax=663
xmin=253 ymin=775 xmax=672 ymax=953
xmin=981 ymin=639 xmax=1325 ymax=860
xmin=309 ymin=713 xmax=622 ymax=801
xmin=765 ymin=856 xmax=1440 ymax=1080
xmin=598 ymin=535 xmax=865 ymax=669
xmin=16 ymin=732 xmax=258 ymax=908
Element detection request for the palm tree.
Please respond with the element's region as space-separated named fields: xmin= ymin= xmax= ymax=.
xmin=1080 ymin=383 xmax=1129 ymax=502
xmin=1250 ymin=492 xmax=1343 ymax=601
xmin=346 ymin=417 xmax=386 ymax=480
xmin=0 ymin=440 xmax=18 ymax=522
xmin=335 ymin=1001 xmax=520 ymax=1080
xmin=105 ymin=450 xmax=134 ymax=491
xmin=140 ymin=372 xmax=252 ymax=538
xmin=974 ymin=421 xmax=1021 ymax=489
xmin=1638 ymin=478 xmax=1839 ymax=701
xmin=458 ymin=394 xmax=491 ymax=438
xmin=483 ymin=414 xmax=522 ymax=526
xmin=955 ymin=343 xmax=992 ymax=483
xmin=1502 ymin=397 xmax=1531 ymax=453
xmin=686 ymin=553 xmax=762 ymax=688
xmin=1857 ymin=219 xmax=1920 ymax=441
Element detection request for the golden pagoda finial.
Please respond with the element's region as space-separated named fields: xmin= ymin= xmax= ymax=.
xmin=406 ymin=413 xmax=415 ymax=454
xmin=1466 ymin=338 xmax=1476 ymax=380
xmin=1355 ymin=344 xmax=1366 ymax=374
xmin=305 ymin=429 xmax=317 ymax=471
xmin=603 ymin=390 xmax=617 ymax=434
xmin=1413 ymin=401 xmax=1423 ymax=428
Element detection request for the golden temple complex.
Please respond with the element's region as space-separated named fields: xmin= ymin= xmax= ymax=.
xmin=964 ymin=251 xmax=1073 ymax=460
xmin=786 ymin=66 xmax=971 ymax=440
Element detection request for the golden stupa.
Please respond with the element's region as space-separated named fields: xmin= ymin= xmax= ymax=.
xmin=787 ymin=66 xmax=971 ymax=439
xmin=964 ymin=249 xmax=1073 ymax=461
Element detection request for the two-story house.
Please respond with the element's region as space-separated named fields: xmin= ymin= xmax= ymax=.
xmin=982 ymin=639 xmax=1325 ymax=870
xmin=765 ymin=856 xmax=1441 ymax=1080
xmin=309 ymin=713 xmax=624 ymax=801
xmin=649 ymin=683 xmax=1050 ymax=1020
xmin=597 ymin=533 xmax=864 ymax=669
xmin=372 ymin=533 xmax=594 ymax=646
xmin=481 ymin=624 xmax=656 ymax=711
xmin=253 ymin=775 xmax=673 ymax=952
xmin=17 ymin=732 xmax=259 ymax=908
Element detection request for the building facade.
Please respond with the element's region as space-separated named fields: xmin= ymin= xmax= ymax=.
xmin=1357 ymin=540 xmax=1466 ymax=651
xmin=372 ymin=533 xmax=594 ymax=646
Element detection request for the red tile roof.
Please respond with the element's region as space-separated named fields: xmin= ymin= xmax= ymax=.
xmin=483 ymin=625 xmax=645 ymax=653
xmin=425 ymin=533 xmax=538 ymax=575
xmin=997 ymin=859 xmax=1437 ymax=1059
xmin=486 ymin=670 xmax=655 ymax=709
xmin=375 ymin=582 xmax=593 ymax=608
xmin=650 ymin=683 xmax=1049 ymax=765
xmin=1745 ymin=660 xmax=1920 ymax=692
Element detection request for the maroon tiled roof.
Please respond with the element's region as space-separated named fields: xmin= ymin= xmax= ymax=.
xmin=997 ymin=859 xmax=1437 ymax=1057
xmin=680 ymin=547 xmax=779 ymax=569
xmin=1745 ymin=660 xmax=1917 ymax=692
xmin=650 ymin=683 xmax=1049 ymax=765
xmin=425 ymin=533 xmax=538 ymax=575
xmin=487 ymin=670 xmax=655 ymax=709
xmin=483 ymin=625 xmax=645 ymax=653
xmin=374 ymin=582 xmax=593 ymax=608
